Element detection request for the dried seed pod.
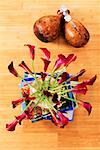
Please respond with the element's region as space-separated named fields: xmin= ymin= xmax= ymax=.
xmin=64 ymin=19 xmax=90 ymax=48
xmin=34 ymin=15 xmax=62 ymax=42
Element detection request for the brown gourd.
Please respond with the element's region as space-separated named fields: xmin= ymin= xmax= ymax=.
xmin=34 ymin=14 xmax=62 ymax=42
xmin=64 ymin=19 xmax=90 ymax=48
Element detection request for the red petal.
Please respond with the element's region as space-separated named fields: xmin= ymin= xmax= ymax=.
xmin=78 ymin=100 xmax=92 ymax=115
xmin=41 ymin=72 xmax=47 ymax=81
xmin=12 ymin=98 xmax=24 ymax=108
xmin=71 ymin=69 xmax=86 ymax=81
xmin=65 ymin=54 xmax=77 ymax=66
xmin=6 ymin=119 xmax=18 ymax=131
xmin=41 ymin=58 xmax=51 ymax=72
xmin=8 ymin=62 xmax=19 ymax=77
xmin=24 ymin=44 xmax=35 ymax=60
xmin=40 ymin=48 xmax=50 ymax=60
xmin=16 ymin=112 xmax=27 ymax=125
xmin=72 ymin=88 xmax=87 ymax=94
xmin=76 ymin=82 xmax=87 ymax=89
xmin=54 ymin=55 xmax=66 ymax=71
xmin=84 ymin=75 xmax=97 ymax=85
xmin=58 ymin=54 xmax=66 ymax=61
xmin=58 ymin=72 xmax=69 ymax=84
xmin=19 ymin=61 xmax=32 ymax=74
xmin=58 ymin=111 xmax=68 ymax=125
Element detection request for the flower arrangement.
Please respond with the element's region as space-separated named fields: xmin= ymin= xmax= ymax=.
xmin=6 ymin=45 xmax=96 ymax=131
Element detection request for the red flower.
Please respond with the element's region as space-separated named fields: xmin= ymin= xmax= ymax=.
xmin=41 ymin=72 xmax=47 ymax=81
xmin=6 ymin=119 xmax=18 ymax=131
xmin=72 ymin=82 xmax=88 ymax=94
xmin=65 ymin=54 xmax=77 ymax=66
xmin=40 ymin=48 xmax=50 ymax=60
xmin=12 ymin=98 xmax=24 ymax=108
xmin=8 ymin=61 xmax=19 ymax=77
xmin=84 ymin=75 xmax=97 ymax=85
xmin=52 ymin=111 xmax=68 ymax=128
xmin=72 ymin=88 xmax=87 ymax=94
xmin=24 ymin=44 xmax=35 ymax=60
xmin=41 ymin=58 xmax=51 ymax=72
xmin=15 ymin=112 xmax=27 ymax=125
xmin=71 ymin=69 xmax=86 ymax=81
xmin=78 ymin=100 xmax=92 ymax=115
xmin=54 ymin=54 xmax=66 ymax=71
xmin=19 ymin=61 xmax=32 ymax=74
xmin=58 ymin=72 xmax=69 ymax=84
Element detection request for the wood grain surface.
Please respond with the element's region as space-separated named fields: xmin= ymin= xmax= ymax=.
xmin=0 ymin=0 xmax=100 ymax=150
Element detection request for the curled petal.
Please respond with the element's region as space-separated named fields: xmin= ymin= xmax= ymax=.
xmin=19 ymin=61 xmax=32 ymax=74
xmin=65 ymin=54 xmax=77 ymax=66
xmin=40 ymin=48 xmax=50 ymax=60
xmin=78 ymin=100 xmax=92 ymax=115
xmin=6 ymin=119 xmax=18 ymax=131
xmin=41 ymin=58 xmax=51 ymax=72
xmin=8 ymin=61 xmax=19 ymax=77
xmin=41 ymin=72 xmax=47 ymax=81
xmin=24 ymin=44 xmax=35 ymax=60
xmin=84 ymin=75 xmax=97 ymax=85
xmin=58 ymin=72 xmax=69 ymax=84
xmin=12 ymin=98 xmax=24 ymax=108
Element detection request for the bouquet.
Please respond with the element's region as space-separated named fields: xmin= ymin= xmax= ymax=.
xmin=6 ymin=45 xmax=96 ymax=131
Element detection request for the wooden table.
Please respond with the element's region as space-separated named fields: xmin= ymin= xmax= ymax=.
xmin=0 ymin=0 xmax=100 ymax=150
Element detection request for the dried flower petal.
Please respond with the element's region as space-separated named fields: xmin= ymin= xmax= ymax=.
xmin=19 ymin=61 xmax=32 ymax=74
xmin=40 ymin=48 xmax=50 ymax=60
xmin=78 ymin=100 xmax=92 ymax=115
xmin=24 ymin=44 xmax=35 ymax=60
xmin=8 ymin=61 xmax=19 ymax=77
xmin=41 ymin=58 xmax=51 ymax=72
xmin=6 ymin=119 xmax=18 ymax=131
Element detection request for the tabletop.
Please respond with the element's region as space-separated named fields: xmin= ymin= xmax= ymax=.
xmin=0 ymin=0 xmax=100 ymax=150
